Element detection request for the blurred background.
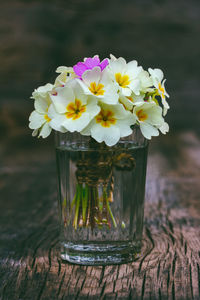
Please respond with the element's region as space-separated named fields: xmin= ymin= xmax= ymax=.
xmin=0 ymin=0 xmax=200 ymax=164
xmin=1 ymin=2 xmax=200 ymax=297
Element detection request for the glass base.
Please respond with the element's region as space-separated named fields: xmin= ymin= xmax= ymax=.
xmin=60 ymin=241 xmax=141 ymax=265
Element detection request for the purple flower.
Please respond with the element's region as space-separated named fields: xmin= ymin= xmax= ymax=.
xmin=73 ymin=55 xmax=109 ymax=79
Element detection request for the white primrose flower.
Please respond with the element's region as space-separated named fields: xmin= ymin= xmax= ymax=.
xmin=49 ymin=80 xmax=100 ymax=133
xmin=29 ymin=87 xmax=53 ymax=138
xmin=82 ymin=103 xmax=136 ymax=146
xmin=119 ymin=93 xmax=145 ymax=111
xmin=138 ymin=70 xmax=153 ymax=94
xmin=29 ymin=56 xmax=170 ymax=143
xmin=31 ymin=83 xmax=54 ymax=100
xmin=109 ymin=54 xmax=117 ymax=61
xmin=54 ymin=66 xmax=76 ymax=87
xmin=133 ymin=102 xmax=166 ymax=139
xmin=148 ymin=68 xmax=169 ymax=115
xmin=108 ymin=56 xmax=143 ymax=96
xmin=77 ymin=66 xmax=119 ymax=105
xmin=159 ymin=122 xmax=169 ymax=134
xmin=56 ymin=66 xmax=74 ymax=74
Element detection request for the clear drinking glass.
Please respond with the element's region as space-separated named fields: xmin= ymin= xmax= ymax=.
xmin=55 ymin=126 xmax=148 ymax=265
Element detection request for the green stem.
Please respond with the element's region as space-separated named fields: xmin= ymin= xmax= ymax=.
xmin=106 ymin=199 xmax=117 ymax=228
xmin=70 ymin=182 xmax=117 ymax=229
xmin=86 ymin=185 xmax=91 ymax=227
xmin=82 ymin=184 xmax=88 ymax=224
xmin=73 ymin=184 xmax=81 ymax=229
xmin=103 ymin=186 xmax=117 ymax=228
xmin=70 ymin=190 xmax=77 ymax=210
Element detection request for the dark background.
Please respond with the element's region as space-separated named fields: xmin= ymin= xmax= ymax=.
xmin=1 ymin=2 xmax=200 ymax=298
xmin=0 ymin=0 xmax=200 ymax=156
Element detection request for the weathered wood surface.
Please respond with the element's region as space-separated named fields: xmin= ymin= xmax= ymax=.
xmin=0 ymin=0 xmax=200 ymax=298
xmin=1 ymin=131 xmax=200 ymax=299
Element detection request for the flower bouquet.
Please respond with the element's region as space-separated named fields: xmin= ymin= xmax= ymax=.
xmin=29 ymin=55 xmax=169 ymax=264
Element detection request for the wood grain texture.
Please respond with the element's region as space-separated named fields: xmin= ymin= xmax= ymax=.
xmin=0 ymin=131 xmax=200 ymax=299
xmin=0 ymin=1 xmax=200 ymax=298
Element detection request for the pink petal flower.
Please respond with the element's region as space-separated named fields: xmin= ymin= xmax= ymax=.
xmin=73 ymin=55 xmax=109 ymax=79
xmin=99 ymin=58 xmax=109 ymax=70
xmin=73 ymin=62 xmax=88 ymax=78
xmin=84 ymin=55 xmax=100 ymax=69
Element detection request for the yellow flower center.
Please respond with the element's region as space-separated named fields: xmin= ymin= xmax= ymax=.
xmin=115 ymin=73 xmax=130 ymax=88
xmin=65 ymin=99 xmax=86 ymax=120
xmin=136 ymin=109 xmax=148 ymax=122
xmin=89 ymin=82 xmax=105 ymax=96
xmin=96 ymin=109 xmax=116 ymax=127
xmin=44 ymin=114 xmax=51 ymax=122
xmin=158 ymin=82 xmax=165 ymax=98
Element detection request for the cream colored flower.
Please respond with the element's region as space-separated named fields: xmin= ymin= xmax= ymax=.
xmin=54 ymin=66 xmax=76 ymax=87
xmin=119 ymin=93 xmax=145 ymax=111
xmin=49 ymin=80 xmax=100 ymax=132
xmin=138 ymin=70 xmax=153 ymax=94
xmin=108 ymin=56 xmax=143 ymax=96
xmin=31 ymin=83 xmax=54 ymax=100
xmin=159 ymin=122 xmax=169 ymax=134
xmin=82 ymin=103 xmax=136 ymax=146
xmin=148 ymin=68 xmax=169 ymax=115
xmin=133 ymin=102 xmax=166 ymax=139
xmin=29 ymin=88 xmax=53 ymax=138
xmin=29 ymin=56 xmax=170 ymax=142
xmin=77 ymin=66 xmax=119 ymax=105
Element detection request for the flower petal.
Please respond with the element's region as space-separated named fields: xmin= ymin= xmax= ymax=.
xmin=100 ymin=68 xmax=113 ymax=85
xmin=109 ymin=57 xmax=127 ymax=74
xmin=126 ymin=60 xmax=142 ymax=79
xmin=39 ymin=122 xmax=52 ymax=138
xmin=32 ymin=129 xmax=39 ymax=137
xmin=98 ymin=84 xmax=119 ymax=104
xmin=162 ymin=101 xmax=170 ymax=116
xmin=162 ymin=79 xmax=169 ymax=98
xmin=56 ymin=66 xmax=74 ymax=73
xmin=120 ymin=87 xmax=132 ymax=97
xmin=91 ymin=123 xmax=121 ymax=146
xmin=138 ymin=70 xmax=153 ymax=92
xmin=129 ymin=79 xmax=140 ymax=95
xmin=148 ymin=68 xmax=164 ymax=85
xmin=159 ymin=122 xmax=169 ymax=134
xmin=61 ymin=97 xmax=100 ymax=133
xmin=62 ymin=113 xmax=90 ymax=132
xmin=140 ymin=122 xmax=159 ymax=139
xmin=84 ymin=56 xmax=100 ymax=68
xmin=31 ymin=83 xmax=53 ymax=100
xmin=119 ymin=95 xmax=133 ymax=110
xmin=82 ymin=67 xmax=102 ymax=86
xmin=29 ymin=111 xmax=45 ymax=129
xmin=109 ymin=54 xmax=117 ymax=61
xmin=50 ymin=86 xmax=75 ymax=113
xmin=86 ymin=97 xmax=101 ymax=117
xmin=117 ymin=118 xmax=135 ymax=137
xmin=145 ymin=105 xmax=164 ymax=126
xmin=73 ymin=62 xmax=88 ymax=78
xmin=34 ymin=98 xmax=50 ymax=113
xmin=99 ymin=58 xmax=109 ymax=70
xmin=70 ymin=80 xmax=88 ymax=104
xmin=48 ymin=104 xmax=67 ymax=132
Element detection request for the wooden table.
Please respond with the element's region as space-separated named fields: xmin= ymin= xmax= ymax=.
xmin=1 ymin=131 xmax=200 ymax=299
